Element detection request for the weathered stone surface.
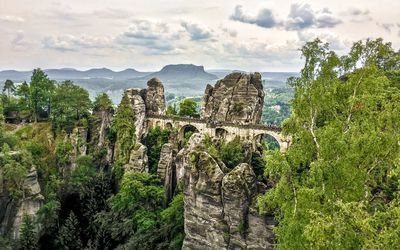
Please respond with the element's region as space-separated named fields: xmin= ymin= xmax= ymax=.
xmin=144 ymin=78 xmax=166 ymax=116
xmin=202 ymin=72 xmax=264 ymax=124
xmin=124 ymin=143 xmax=148 ymax=172
xmin=182 ymin=135 xmax=275 ymax=249
xmin=60 ymin=127 xmax=88 ymax=176
xmin=10 ymin=195 xmax=43 ymax=239
xmin=182 ymin=149 xmax=228 ymax=250
xmin=247 ymin=207 xmax=276 ymax=250
xmin=0 ymin=166 xmax=43 ymax=240
xmin=125 ymin=88 xmax=147 ymax=141
xmin=26 ymin=166 xmax=41 ymax=196
xmin=175 ymin=133 xmax=205 ymax=183
xmin=157 ymin=143 xmax=177 ymax=202
xmin=222 ymin=163 xmax=257 ymax=248
xmin=89 ymin=109 xmax=114 ymax=165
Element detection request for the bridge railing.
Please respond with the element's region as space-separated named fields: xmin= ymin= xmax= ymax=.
xmin=146 ymin=114 xmax=207 ymax=123
xmin=146 ymin=114 xmax=282 ymax=132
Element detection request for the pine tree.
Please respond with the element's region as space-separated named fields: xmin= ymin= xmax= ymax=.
xmin=19 ymin=214 xmax=37 ymax=250
xmin=57 ymin=212 xmax=82 ymax=250
xmin=112 ymin=93 xmax=135 ymax=163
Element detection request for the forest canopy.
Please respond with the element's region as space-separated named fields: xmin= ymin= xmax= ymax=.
xmin=258 ymin=38 xmax=400 ymax=249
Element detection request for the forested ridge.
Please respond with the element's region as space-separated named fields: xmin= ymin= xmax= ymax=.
xmin=0 ymin=38 xmax=399 ymax=249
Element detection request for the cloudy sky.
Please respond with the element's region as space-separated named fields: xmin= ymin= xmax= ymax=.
xmin=1 ymin=0 xmax=399 ymax=72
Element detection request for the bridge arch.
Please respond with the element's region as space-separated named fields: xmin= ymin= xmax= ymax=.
xmin=254 ymin=133 xmax=280 ymax=151
xmin=178 ymin=124 xmax=200 ymax=148
xmin=215 ymin=127 xmax=228 ymax=139
xmin=165 ymin=122 xmax=173 ymax=130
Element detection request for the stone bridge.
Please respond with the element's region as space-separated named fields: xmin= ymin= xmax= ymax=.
xmin=145 ymin=115 xmax=290 ymax=152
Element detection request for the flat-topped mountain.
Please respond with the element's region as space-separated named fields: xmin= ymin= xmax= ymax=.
xmin=145 ymin=64 xmax=217 ymax=81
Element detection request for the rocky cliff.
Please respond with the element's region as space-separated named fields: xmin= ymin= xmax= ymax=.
xmin=121 ymin=78 xmax=166 ymax=173
xmin=179 ymin=134 xmax=275 ymax=249
xmin=88 ymin=107 xmax=114 ymax=166
xmin=0 ymin=162 xmax=43 ymax=240
xmin=202 ymin=72 xmax=264 ymax=124
xmin=143 ymin=78 xmax=166 ymax=116
xmin=145 ymin=73 xmax=275 ymax=249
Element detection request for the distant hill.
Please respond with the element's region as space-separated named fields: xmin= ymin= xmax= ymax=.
xmin=0 ymin=65 xmax=298 ymax=103
xmin=0 ymin=68 xmax=149 ymax=82
xmin=103 ymin=64 xmax=219 ymax=101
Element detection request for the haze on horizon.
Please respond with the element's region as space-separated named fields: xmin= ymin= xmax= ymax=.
xmin=1 ymin=0 xmax=399 ymax=72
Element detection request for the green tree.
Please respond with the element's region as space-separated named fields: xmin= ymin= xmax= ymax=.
xmin=0 ymin=144 xmax=30 ymax=199
xmin=0 ymin=99 xmax=4 ymax=125
xmin=219 ymin=137 xmax=245 ymax=169
xmin=51 ymin=80 xmax=91 ymax=133
xmin=101 ymin=172 xmax=164 ymax=245
xmin=160 ymin=193 xmax=184 ymax=249
xmin=178 ymin=99 xmax=199 ymax=118
xmin=93 ymin=92 xmax=113 ymax=112
xmin=112 ymin=93 xmax=135 ymax=163
xmin=15 ymin=81 xmax=31 ymax=114
xmin=144 ymin=126 xmax=170 ymax=174
xmin=258 ymin=39 xmax=400 ymax=249
xmin=30 ymin=69 xmax=55 ymax=122
xmin=19 ymin=214 xmax=38 ymax=250
xmin=3 ymin=79 xmax=15 ymax=99
xmin=166 ymin=104 xmax=177 ymax=116
xmin=57 ymin=212 xmax=82 ymax=250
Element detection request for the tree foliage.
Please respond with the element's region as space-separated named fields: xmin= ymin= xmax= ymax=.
xmin=19 ymin=214 xmax=38 ymax=250
xmin=51 ymin=80 xmax=91 ymax=133
xmin=57 ymin=212 xmax=83 ymax=250
xmin=0 ymin=144 xmax=31 ymax=199
xmin=178 ymin=98 xmax=199 ymax=118
xmin=166 ymin=104 xmax=177 ymax=116
xmin=258 ymin=38 xmax=400 ymax=249
xmin=30 ymin=69 xmax=55 ymax=121
xmin=144 ymin=126 xmax=170 ymax=174
xmin=112 ymin=93 xmax=135 ymax=163
xmin=93 ymin=93 xmax=113 ymax=112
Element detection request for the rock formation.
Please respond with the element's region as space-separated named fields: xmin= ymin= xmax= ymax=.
xmin=120 ymin=77 xmax=167 ymax=173
xmin=202 ymin=72 xmax=264 ymax=124
xmin=70 ymin=127 xmax=88 ymax=170
xmin=0 ymin=166 xmax=43 ymax=239
xmin=157 ymin=143 xmax=177 ymax=203
xmin=124 ymin=77 xmax=166 ymax=141
xmin=124 ymin=88 xmax=147 ymax=141
xmin=60 ymin=127 xmax=88 ymax=177
xmin=123 ymin=143 xmax=149 ymax=172
xmin=88 ymin=106 xmax=114 ymax=165
xmin=181 ymin=133 xmax=275 ymax=249
xmin=143 ymin=78 xmax=166 ymax=116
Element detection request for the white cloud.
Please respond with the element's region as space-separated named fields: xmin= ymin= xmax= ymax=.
xmin=297 ymin=30 xmax=350 ymax=51
xmin=181 ymin=22 xmax=213 ymax=40
xmin=43 ymin=35 xmax=113 ymax=51
xmin=230 ymin=5 xmax=280 ymax=28
xmin=0 ymin=15 xmax=25 ymax=23
xmin=115 ymin=20 xmax=183 ymax=54
xmin=340 ymin=8 xmax=372 ymax=23
xmin=230 ymin=4 xmax=342 ymax=30
xmin=285 ymin=4 xmax=342 ymax=30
